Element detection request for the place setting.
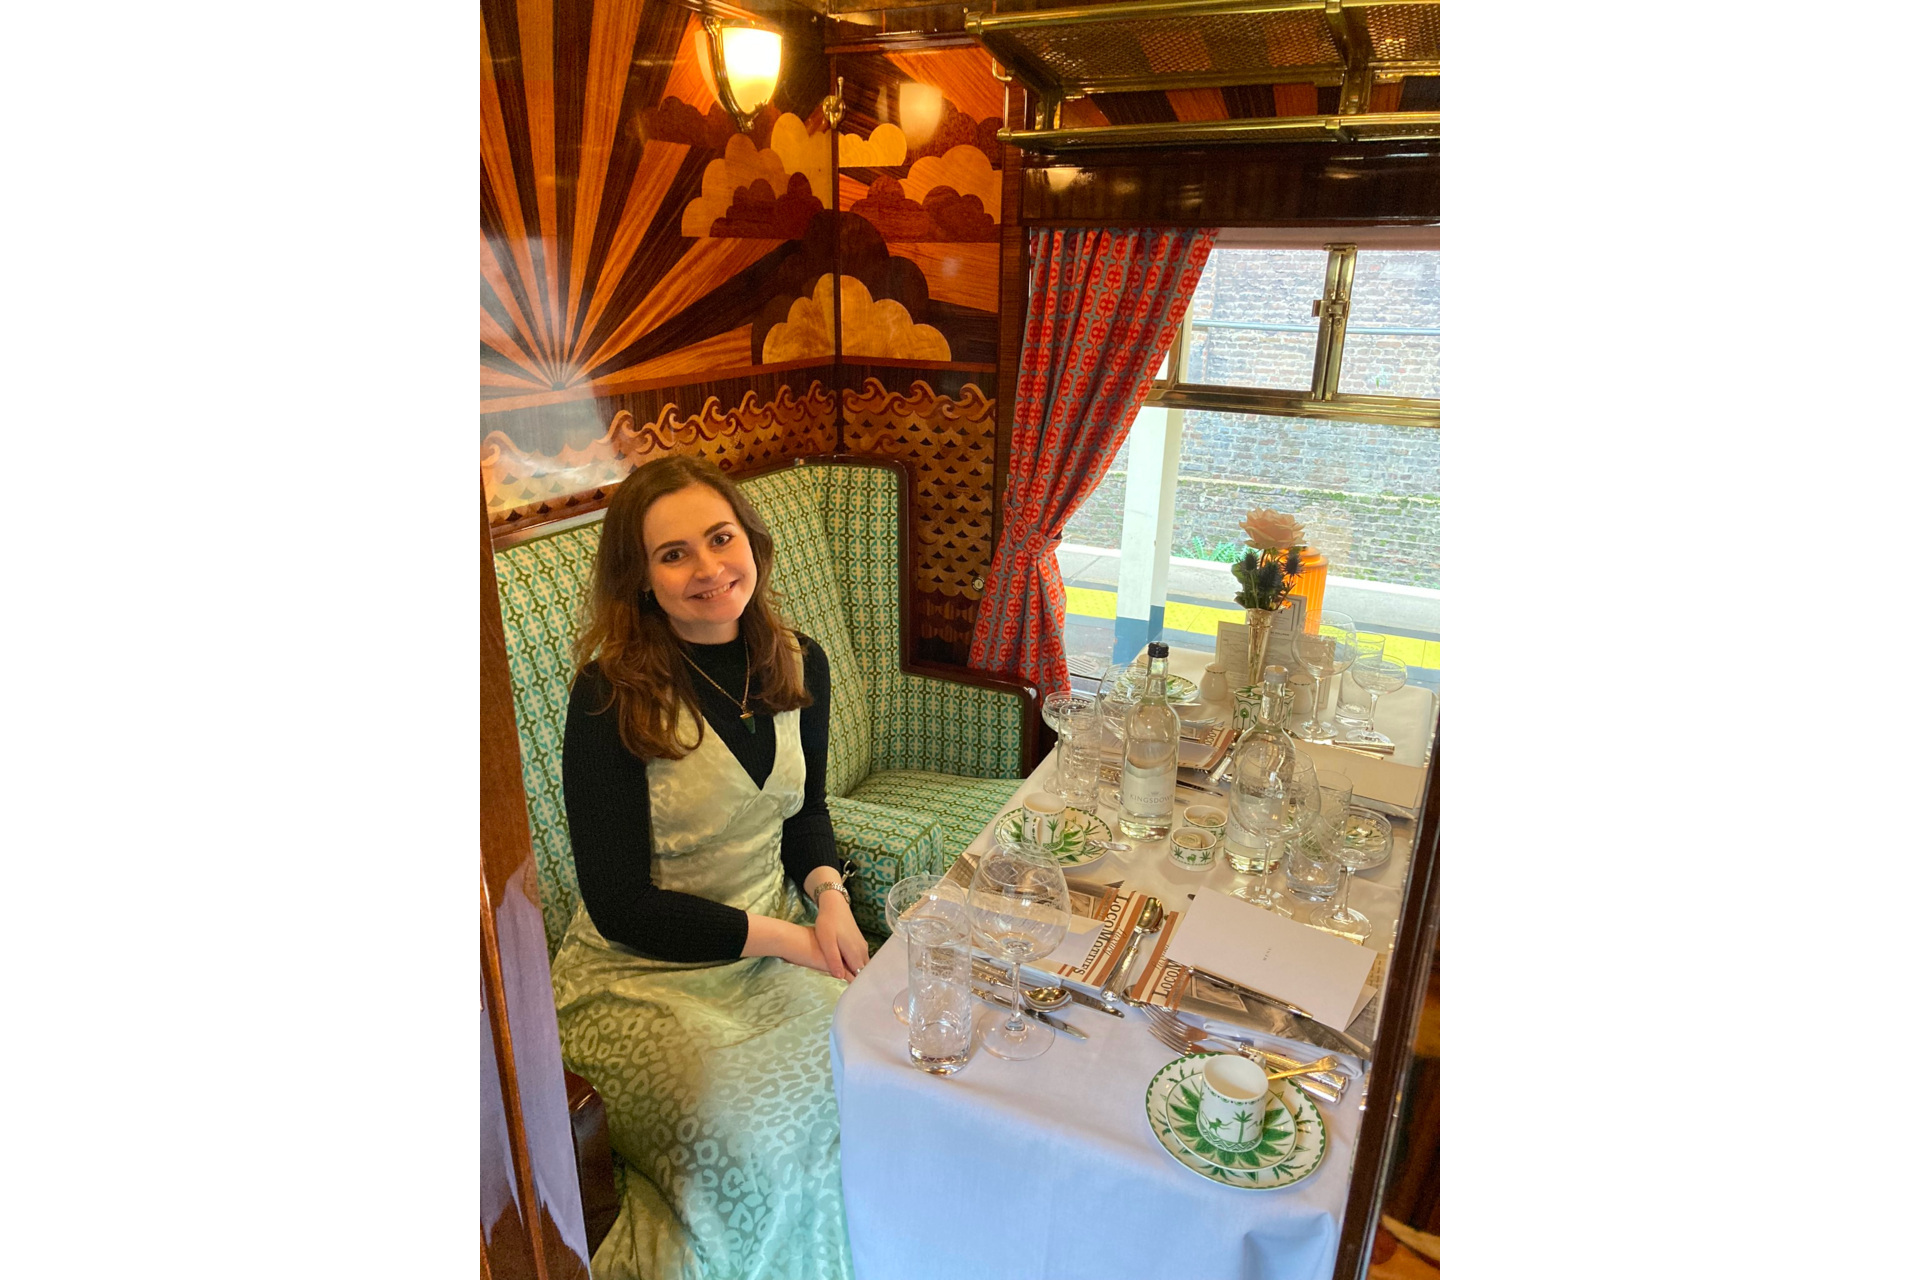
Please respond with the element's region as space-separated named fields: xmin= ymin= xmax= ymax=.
xmin=1143 ymin=1050 xmax=1331 ymax=1191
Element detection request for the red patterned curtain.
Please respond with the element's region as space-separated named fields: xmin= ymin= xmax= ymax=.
xmin=968 ymin=226 xmax=1218 ymax=698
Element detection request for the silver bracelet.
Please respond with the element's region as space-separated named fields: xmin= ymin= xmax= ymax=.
xmin=813 ymin=880 xmax=851 ymax=906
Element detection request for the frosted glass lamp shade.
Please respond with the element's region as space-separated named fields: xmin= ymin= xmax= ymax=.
xmin=712 ymin=24 xmax=782 ymax=130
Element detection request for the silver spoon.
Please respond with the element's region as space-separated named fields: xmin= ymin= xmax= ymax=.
xmin=1019 ymin=983 xmax=1072 ymax=1011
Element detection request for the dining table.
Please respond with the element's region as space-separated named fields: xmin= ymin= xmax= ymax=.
xmin=829 ymin=652 xmax=1437 ymax=1280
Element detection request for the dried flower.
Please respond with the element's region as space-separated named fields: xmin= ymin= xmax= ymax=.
xmin=1241 ymin=508 xmax=1304 ymax=552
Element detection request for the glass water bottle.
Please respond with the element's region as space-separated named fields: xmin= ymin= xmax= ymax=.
xmin=1222 ymin=670 xmax=1296 ymax=874
xmin=1118 ymin=642 xmax=1180 ymax=840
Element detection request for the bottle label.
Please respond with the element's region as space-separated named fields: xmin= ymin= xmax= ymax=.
xmin=1120 ymin=764 xmax=1174 ymax=819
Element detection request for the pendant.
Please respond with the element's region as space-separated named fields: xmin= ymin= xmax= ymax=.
xmin=742 ymin=711 xmax=756 ymax=734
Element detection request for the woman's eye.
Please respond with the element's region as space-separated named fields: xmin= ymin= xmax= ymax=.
xmin=711 ymin=531 xmax=733 ymax=547
xmin=659 ymin=549 xmax=682 ymax=563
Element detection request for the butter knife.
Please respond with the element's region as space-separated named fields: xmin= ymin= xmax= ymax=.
xmin=970 ymin=985 xmax=1087 ymax=1041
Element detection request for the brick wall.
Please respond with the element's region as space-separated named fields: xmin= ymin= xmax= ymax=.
xmin=1062 ymin=249 xmax=1442 ymax=589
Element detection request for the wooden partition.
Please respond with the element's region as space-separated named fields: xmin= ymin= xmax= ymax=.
xmin=482 ymin=495 xmax=593 ymax=1280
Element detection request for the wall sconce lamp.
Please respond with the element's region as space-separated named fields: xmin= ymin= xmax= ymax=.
xmin=704 ymin=16 xmax=783 ymax=134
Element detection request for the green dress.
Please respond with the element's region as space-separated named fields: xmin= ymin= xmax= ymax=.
xmin=551 ymin=706 xmax=853 ymax=1280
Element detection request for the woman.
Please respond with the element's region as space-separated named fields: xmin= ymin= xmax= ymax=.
xmin=551 ymin=453 xmax=868 ymax=1280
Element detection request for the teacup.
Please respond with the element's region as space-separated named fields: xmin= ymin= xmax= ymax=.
xmin=1021 ymin=793 xmax=1067 ymax=848
xmin=1169 ymin=826 xmax=1217 ymax=870
xmin=1197 ymin=1054 xmax=1270 ymax=1153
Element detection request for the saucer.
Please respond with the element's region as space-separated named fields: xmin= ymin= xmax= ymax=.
xmin=993 ymin=806 xmax=1112 ymax=868
xmin=1155 ymin=1056 xmax=1296 ymax=1171
xmin=1145 ymin=1054 xmax=1328 ymax=1190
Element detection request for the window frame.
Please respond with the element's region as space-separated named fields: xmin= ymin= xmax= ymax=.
xmin=1148 ymin=243 xmax=1440 ymax=430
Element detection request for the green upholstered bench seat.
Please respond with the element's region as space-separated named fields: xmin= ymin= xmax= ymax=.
xmin=492 ymin=458 xmax=1035 ymax=959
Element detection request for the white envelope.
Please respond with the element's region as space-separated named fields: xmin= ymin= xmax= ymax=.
xmin=1164 ymin=888 xmax=1377 ymax=1029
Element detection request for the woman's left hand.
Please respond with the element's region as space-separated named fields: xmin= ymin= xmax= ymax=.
xmin=812 ymin=889 xmax=869 ymax=981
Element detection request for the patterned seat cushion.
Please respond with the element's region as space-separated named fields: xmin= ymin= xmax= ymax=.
xmin=493 ymin=521 xmax=601 ymax=956
xmin=737 ymin=468 xmax=873 ymax=798
xmin=845 ymin=770 xmax=1024 ymax=871
xmin=825 ymin=794 xmax=944 ymax=939
xmin=821 ymin=466 xmax=1025 ymax=779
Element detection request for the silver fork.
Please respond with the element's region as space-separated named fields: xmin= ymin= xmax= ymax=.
xmin=1140 ymin=1009 xmax=1347 ymax=1106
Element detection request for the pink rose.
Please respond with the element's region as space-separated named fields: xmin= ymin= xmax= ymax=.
xmin=1241 ymin=508 xmax=1305 ymax=550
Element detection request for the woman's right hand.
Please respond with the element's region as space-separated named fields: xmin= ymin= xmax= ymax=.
xmin=743 ymin=913 xmax=840 ymax=976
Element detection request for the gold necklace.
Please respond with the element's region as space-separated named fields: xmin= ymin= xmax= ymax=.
xmin=681 ymin=648 xmax=756 ymax=734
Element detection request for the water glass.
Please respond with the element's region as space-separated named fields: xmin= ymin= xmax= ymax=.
xmin=885 ymin=873 xmax=947 ymax=1025
xmin=1055 ymin=698 xmax=1102 ymax=811
xmin=1282 ymin=813 xmax=1341 ymax=905
xmin=904 ymin=904 xmax=974 ymax=1075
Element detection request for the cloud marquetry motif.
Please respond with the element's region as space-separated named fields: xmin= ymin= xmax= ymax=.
xmin=764 ymin=276 xmax=951 ymax=363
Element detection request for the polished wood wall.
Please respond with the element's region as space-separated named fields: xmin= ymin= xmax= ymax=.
xmin=482 ymin=0 xmax=1011 ymax=663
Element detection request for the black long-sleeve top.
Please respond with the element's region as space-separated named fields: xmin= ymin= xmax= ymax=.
xmin=563 ymin=634 xmax=841 ymax=962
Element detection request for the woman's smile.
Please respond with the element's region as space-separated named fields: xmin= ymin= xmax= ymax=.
xmin=642 ymin=482 xmax=760 ymax=643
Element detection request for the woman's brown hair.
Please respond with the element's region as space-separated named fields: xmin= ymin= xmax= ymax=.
xmin=573 ymin=454 xmax=811 ymax=760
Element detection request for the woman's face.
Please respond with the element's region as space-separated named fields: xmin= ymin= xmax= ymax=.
xmin=640 ymin=482 xmax=759 ymax=644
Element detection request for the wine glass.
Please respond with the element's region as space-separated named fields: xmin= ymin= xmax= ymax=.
xmin=1041 ymin=690 xmax=1096 ymax=798
xmin=885 ymin=874 xmax=950 ymax=1024
xmin=1347 ymin=654 xmax=1409 ymax=748
xmin=968 ymin=844 xmax=1071 ymax=1061
xmin=1335 ymin=634 xmax=1388 ymax=728
xmin=1292 ymin=610 xmax=1359 ymax=743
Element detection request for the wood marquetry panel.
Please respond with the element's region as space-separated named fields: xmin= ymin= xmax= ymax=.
xmin=484 ymin=379 xmax=838 ymax=529
xmin=841 ymin=374 xmax=995 ymax=663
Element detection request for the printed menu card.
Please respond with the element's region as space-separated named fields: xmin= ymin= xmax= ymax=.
xmin=1163 ymin=888 xmax=1377 ymax=1029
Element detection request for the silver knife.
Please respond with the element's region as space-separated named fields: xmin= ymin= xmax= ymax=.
xmin=972 ymin=959 xmax=1126 ymax=1019
xmin=970 ymin=985 xmax=1087 ymax=1041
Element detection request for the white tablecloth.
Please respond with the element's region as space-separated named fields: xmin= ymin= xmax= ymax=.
xmin=828 ymin=701 xmax=1433 ymax=1278
xmin=832 ymin=931 xmax=1357 ymax=1280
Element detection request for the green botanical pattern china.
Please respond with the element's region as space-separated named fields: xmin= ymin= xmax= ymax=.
xmin=1145 ymin=1055 xmax=1329 ymax=1190
xmin=1161 ymin=1059 xmax=1296 ymax=1171
xmin=1112 ymin=664 xmax=1201 ymax=705
xmin=992 ymin=806 xmax=1112 ymax=867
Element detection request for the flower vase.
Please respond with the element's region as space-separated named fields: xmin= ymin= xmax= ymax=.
xmin=1245 ymin=605 xmax=1279 ymax=688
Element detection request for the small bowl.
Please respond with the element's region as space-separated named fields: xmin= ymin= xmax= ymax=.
xmin=1183 ymin=804 xmax=1227 ymax=836
xmin=1169 ymin=827 xmax=1218 ymax=870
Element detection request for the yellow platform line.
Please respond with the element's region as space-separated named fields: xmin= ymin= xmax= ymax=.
xmin=1063 ymin=586 xmax=1439 ymax=670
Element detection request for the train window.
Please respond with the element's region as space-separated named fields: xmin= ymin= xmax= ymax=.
xmin=1338 ymin=251 xmax=1441 ymax=399
xmin=1063 ymin=410 xmax=1439 ymax=691
xmin=1067 ymin=243 xmax=1440 ymax=688
xmin=1180 ymin=249 xmax=1326 ymax=394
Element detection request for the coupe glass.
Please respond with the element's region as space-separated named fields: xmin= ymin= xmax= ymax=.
xmin=968 ymin=844 xmax=1071 ymax=1061
xmin=1292 ymin=610 xmax=1359 ymax=743
xmin=1041 ymin=690 xmax=1096 ymax=798
xmin=885 ymin=874 xmax=949 ymax=1024
xmin=1347 ymin=654 xmax=1409 ymax=747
